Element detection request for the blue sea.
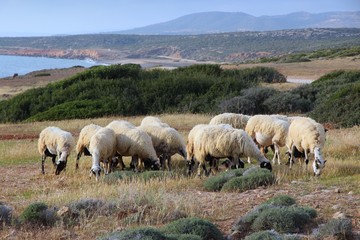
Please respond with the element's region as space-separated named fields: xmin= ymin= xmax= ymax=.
xmin=0 ymin=55 xmax=98 ymax=78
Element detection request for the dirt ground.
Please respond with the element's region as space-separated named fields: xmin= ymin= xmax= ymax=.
xmin=0 ymin=127 xmax=359 ymax=239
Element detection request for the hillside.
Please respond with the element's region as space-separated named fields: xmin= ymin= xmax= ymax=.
xmin=118 ymin=11 xmax=360 ymax=35
xmin=0 ymin=28 xmax=359 ymax=62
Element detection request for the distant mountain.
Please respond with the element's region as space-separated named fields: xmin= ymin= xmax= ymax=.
xmin=116 ymin=11 xmax=360 ymax=35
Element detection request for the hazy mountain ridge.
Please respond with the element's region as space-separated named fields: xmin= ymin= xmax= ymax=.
xmin=117 ymin=11 xmax=360 ymax=35
xmin=0 ymin=28 xmax=359 ymax=62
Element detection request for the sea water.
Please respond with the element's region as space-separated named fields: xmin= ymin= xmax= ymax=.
xmin=0 ymin=55 xmax=98 ymax=78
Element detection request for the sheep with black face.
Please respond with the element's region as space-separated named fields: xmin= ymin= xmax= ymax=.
xmin=38 ymin=126 xmax=75 ymax=175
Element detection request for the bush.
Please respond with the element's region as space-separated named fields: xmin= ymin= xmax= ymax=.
xmin=263 ymin=195 xmax=296 ymax=207
xmin=98 ymin=227 xmax=168 ymax=240
xmin=19 ymin=202 xmax=58 ymax=227
xmin=62 ymin=198 xmax=116 ymax=227
xmin=203 ymin=168 xmax=245 ymax=191
xmin=103 ymin=170 xmax=135 ymax=184
xmin=317 ymin=218 xmax=353 ymax=240
xmin=251 ymin=206 xmax=315 ymax=233
xmin=138 ymin=171 xmax=174 ymax=182
xmin=67 ymin=198 xmax=116 ymax=218
xmin=232 ymin=195 xmax=317 ymax=236
xmin=0 ymin=202 xmax=13 ymax=227
xmin=244 ymin=230 xmax=282 ymax=240
xmin=166 ymin=234 xmax=202 ymax=240
xmin=161 ymin=217 xmax=225 ymax=240
xmin=221 ymin=168 xmax=275 ymax=192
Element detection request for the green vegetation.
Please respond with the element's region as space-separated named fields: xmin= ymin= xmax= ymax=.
xmin=316 ymin=218 xmax=353 ymax=240
xmin=0 ymin=61 xmax=359 ymax=127
xmin=99 ymin=217 xmax=225 ymax=240
xmin=19 ymin=202 xmax=58 ymax=227
xmin=203 ymin=168 xmax=245 ymax=191
xmin=0 ymin=64 xmax=285 ymax=122
xmin=161 ymin=217 xmax=225 ymax=240
xmin=257 ymin=45 xmax=360 ymax=63
xmin=0 ymin=28 xmax=359 ymax=62
xmin=221 ymin=168 xmax=275 ymax=192
xmin=232 ymin=195 xmax=317 ymax=235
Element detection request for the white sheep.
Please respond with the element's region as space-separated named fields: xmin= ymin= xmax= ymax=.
xmin=286 ymin=117 xmax=327 ymax=176
xmin=209 ymin=113 xmax=251 ymax=130
xmin=140 ymin=116 xmax=170 ymax=128
xmin=88 ymin=127 xmax=117 ymax=181
xmin=138 ymin=125 xmax=187 ymax=170
xmin=106 ymin=120 xmax=136 ymax=169
xmin=38 ymin=126 xmax=75 ymax=175
xmin=245 ymin=115 xmax=289 ymax=165
xmin=75 ymin=124 xmax=102 ymax=170
xmin=192 ymin=124 xmax=272 ymax=177
xmin=107 ymin=120 xmax=160 ymax=171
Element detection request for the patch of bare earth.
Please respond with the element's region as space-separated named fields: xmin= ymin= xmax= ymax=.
xmin=1 ymin=161 xmax=359 ymax=239
xmin=0 ymin=67 xmax=87 ymax=99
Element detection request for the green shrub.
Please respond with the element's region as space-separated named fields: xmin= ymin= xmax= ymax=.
xmin=232 ymin=204 xmax=274 ymax=232
xmin=161 ymin=217 xmax=225 ymax=240
xmin=0 ymin=202 xmax=13 ymax=227
xmin=19 ymin=202 xmax=58 ymax=227
xmin=203 ymin=168 xmax=245 ymax=191
xmin=317 ymin=218 xmax=353 ymax=240
xmin=251 ymin=206 xmax=315 ymax=233
xmin=166 ymin=234 xmax=202 ymax=240
xmin=244 ymin=230 xmax=282 ymax=240
xmin=98 ymin=227 xmax=168 ymax=240
xmin=221 ymin=168 xmax=274 ymax=192
xmin=67 ymin=198 xmax=116 ymax=218
xmin=103 ymin=171 xmax=135 ymax=184
xmin=138 ymin=171 xmax=174 ymax=182
xmin=263 ymin=195 xmax=296 ymax=207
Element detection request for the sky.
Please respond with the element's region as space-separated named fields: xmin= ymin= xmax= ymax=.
xmin=0 ymin=0 xmax=359 ymax=36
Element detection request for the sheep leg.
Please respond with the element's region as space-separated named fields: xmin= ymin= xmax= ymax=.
xmin=304 ymin=150 xmax=309 ymax=172
xmin=167 ymin=156 xmax=172 ymax=171
xmin=75 ymin=152 xmax=82 ymax=170
xmin=41 ymin=155 xmax=46 ymax=174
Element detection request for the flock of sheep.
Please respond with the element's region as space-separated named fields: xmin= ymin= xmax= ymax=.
xmin=38 ymin=113 xmax=327 ymax=181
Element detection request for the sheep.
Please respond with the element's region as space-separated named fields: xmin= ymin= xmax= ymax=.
xmin=75 ymin=124 xmax=102 ymax=170
xmin=209 ymin=113 xmax=251 ymax=130
xmin=138 ymin=125 xmax=187 ymax=171
xmin=140 ymin=116 xmax=170 ymax=128
xmin=191 ymin=124 xmax=272 ymax=177
xmin=286 ymin=117 xmax=327 ymax=176
xmin=245 ymin=115 xmax=289 ymax=165
xmin=88 ymin=127 xmax=117 ymax=181
xmin=38 ymin=126 xmax=75 ymax=175
xmin=106 ymin=120 xmax=160 ymax=171
xmin=106 ymin=120 xmax=136 ymax=169
xmin=186 ymin=124 xmax=244 ymax=175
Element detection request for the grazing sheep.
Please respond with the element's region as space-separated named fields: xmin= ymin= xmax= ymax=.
xmin=107 ymin=120 xmax=160 ymax=171
xmin=38 ymin=126 xmax=75 ymax=175
xmin=106 ymin=120 xmax=136 ymax=169
xmin=186 ymin=124 xmax=243 ymax=175
xmin=209 ymin=113 xmax=251 ymax=130
xmin=140 ymin=116 xmax=170 ymax=128
xmin=75 ymin=124 xmax=102 ymax=170
xmin=88 ymin=127 xmax=117 ymax=181
xmin=286 ymin=117 xmax=327 ymax=176
xmin=138 ymin=125 xmax=187 ymax=171
xmin=192 ymin=125 xmax=272 ymax=177
xmin=245 ymin=115 xmax=289 ymax=165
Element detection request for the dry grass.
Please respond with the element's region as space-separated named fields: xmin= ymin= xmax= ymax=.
xmin=0 ymin=114 xmax=359 ymax=240
xmin=223 ymin=57 xmax=360 ymax=80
